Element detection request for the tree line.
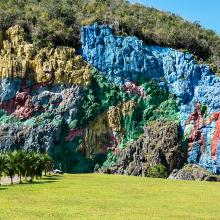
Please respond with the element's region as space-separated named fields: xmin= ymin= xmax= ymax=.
xmin=0 ymin=151 xmax=53 ymax=185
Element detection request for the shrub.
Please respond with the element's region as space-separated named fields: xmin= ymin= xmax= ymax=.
xmin=147 ymin=164 xmax=168 ymax=178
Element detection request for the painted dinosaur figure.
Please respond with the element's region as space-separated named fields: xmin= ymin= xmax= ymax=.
xmin=205 ymin=112 xmax=220 ymax=160
xmin=185 ymin=102 xmax=205 ymax=155
xmin=0 ymin=70 xmax=55 ymax=119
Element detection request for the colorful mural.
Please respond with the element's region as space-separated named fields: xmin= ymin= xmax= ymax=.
xmin=2 ymin=23 xmax=220 ymax=174
xmin=207 ymin=112 xmax=220 ymax=160
xmin=81 ymin=23 xmax=220 ymax=173
xmin=184 ymin=103 xmax=220 ymax=164
xmin=0 ymin=70 xmax=54 ymax=119
xmin=185 ymin=103 xmax=205 ymax=156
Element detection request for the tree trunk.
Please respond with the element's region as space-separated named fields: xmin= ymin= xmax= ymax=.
xmin=19 ymin=173 xmax=22 ymax=184
xmin=30 ymin=175 xmax=34 ymax=183
xmin=10 ymin=176 xmax=13 ymax=185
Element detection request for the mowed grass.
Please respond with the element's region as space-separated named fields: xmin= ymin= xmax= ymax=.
xmin=0 ymin=174 xmax=220 ymax=220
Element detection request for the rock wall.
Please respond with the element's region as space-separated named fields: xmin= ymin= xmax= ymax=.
xmin=99 ymin=121 xmax=183 ymax=176
xmin=0 ymin=25 xmax=179 ymax=173
xmin=81 ymin=23 xmax=220 ymax=173
xmin=0 ymin=25 xmax=91 ymax=86
xmin=0 ymin=25 xmax=92 ymax=172
xmin=2 ymin=23 xmax=220 ymax=175
xmin=169 ymin=164 xmax=220 ymax=182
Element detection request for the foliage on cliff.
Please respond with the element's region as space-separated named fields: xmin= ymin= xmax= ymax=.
xmin=1 ymin=0 xmax=220 ymax=72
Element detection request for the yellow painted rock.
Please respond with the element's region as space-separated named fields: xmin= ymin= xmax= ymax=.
xmin=0 ymin=25 xmax=91 ymax=86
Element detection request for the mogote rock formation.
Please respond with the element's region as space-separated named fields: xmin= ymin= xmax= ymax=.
xmin=81 ymin=23 xmax=220 ymax=174
xmin=1 ymin=23 xmax=220 ymax=175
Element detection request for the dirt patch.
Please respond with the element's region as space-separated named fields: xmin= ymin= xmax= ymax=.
xmin=1 ymin=176 xmax=20 ymax=185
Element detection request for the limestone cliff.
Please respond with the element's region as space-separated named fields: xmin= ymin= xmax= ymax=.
xmin=81 ymin=23 xmax=220 ymax=174
xmin=1 ymin=23 xmax=220 ymax=176
xmin=0 ymin=25 xmax=90 ymax=86
xmin=100 ymin=121 xmax=183 ymax=176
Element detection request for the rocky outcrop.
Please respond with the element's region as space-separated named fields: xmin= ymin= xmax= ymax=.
xmin=169 ymin=164 xmax=220 ymax=182
xmin=99 ymin=121 xmax=183 ymax=176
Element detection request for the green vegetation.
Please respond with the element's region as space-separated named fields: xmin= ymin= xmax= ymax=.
xmin=0 ymin=151 xmax=53 ymax=184
xmin=0 ymin=174 xmax=220 ymax=219
xmin=1 ymin=0 xmax=220 ymax=72
xmin=147 ymin=164 xmax=168 ymax=178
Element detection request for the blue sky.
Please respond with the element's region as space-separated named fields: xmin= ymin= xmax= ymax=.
xmin=130 ymin=0 xmax=220 ymax=35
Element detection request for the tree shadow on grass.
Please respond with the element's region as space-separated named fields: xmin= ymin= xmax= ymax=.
xmin=30 ymin=180 xmax=58 ymax=184
xmin=43 ymin=175 xmax=63 ymax=181
xmin=0 ymin=175 xmax=64 ymax=187
xmin=30 ymin=175 xmax=64 ymax=184
xmin=0 ymin=187 xmax=7 ymax=190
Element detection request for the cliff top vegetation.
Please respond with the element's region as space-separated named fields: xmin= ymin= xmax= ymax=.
xmin=0 ymin=0 xmax=220 ymax=72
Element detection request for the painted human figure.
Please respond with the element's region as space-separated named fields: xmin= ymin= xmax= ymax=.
xmin=185 ymin=103 xmax=205 ymax=155
xmin=205 ymin=112 xmax=220 ymax=160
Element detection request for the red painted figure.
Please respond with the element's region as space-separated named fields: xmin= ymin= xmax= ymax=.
xmin=12 ymin=92 xmax=40 ymax=119
xmin=205 ymin=112 xmax=220 ymax=160
xmin=185 ymin=103 xmax=205 ymax=155
xmin=65 ymin=128 xmax=84 ymax=141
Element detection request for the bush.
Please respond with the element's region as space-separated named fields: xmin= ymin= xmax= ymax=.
xmin=147 ymin=164 xmax=168 ymax=178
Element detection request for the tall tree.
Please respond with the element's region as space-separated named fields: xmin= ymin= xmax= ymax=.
xmin=14 ymin=150 xmax=26 ymax=184
xmin=5 ymin=151 xmax=18 ymax=185
xmin=41 ymin=154 xmax=53 ymax=176
xmin=0 ymin=153 xmax=8 ymax=185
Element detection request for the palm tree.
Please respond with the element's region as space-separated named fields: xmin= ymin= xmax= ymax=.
xmin=0 ymin=153 xmax=8 ymax=185
xmin=35 ymin=154 xmax=44 ymax=179
xmin=1 ymin=150 xmax=54 ymax=185
xmin=25 ymin=152 xmax=43 ymax=182
xmin=5 ymin=151 xmax=18 ymax=185
xmin=41 ymin=154 xmax=53 ymax=176
xmin=14 ymin=150 xmax=26 ymax=184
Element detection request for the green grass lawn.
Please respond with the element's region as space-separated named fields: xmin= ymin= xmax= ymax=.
xmin=1 ymin=174 xmax=220 ymax=220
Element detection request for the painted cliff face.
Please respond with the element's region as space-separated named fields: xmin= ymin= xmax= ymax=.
xmin=81 ymin=23 xmax=220 ymax=173
xmin=1 ymin=23 xmax=220 ymax=174
xmin=0 ymin=70 xmax=55 ymax=119
xmin=0 ymin=25 xmax=179 ymax=173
